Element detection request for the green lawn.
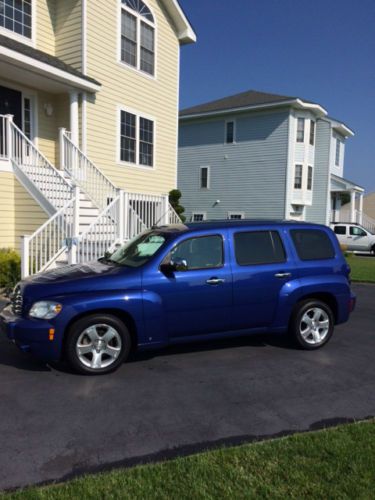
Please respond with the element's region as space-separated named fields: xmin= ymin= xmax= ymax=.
xmin=3 ymin=420 xmax=375 ymax=499
xmin=347 ymin=254 xmax=375 ymax=283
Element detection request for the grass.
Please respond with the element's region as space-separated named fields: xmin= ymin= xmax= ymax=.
xmin=2 ymin=420 xmax=375 ymax=499
xmin=346 ymin=254 xmax=375 ymax=283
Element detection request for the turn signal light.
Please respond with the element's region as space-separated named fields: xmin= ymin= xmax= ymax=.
xmin=49 ymin=328 xmax=55 ymax=341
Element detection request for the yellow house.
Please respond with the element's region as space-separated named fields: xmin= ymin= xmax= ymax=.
xmin=0 ymin=0 xmax=196 ymax=276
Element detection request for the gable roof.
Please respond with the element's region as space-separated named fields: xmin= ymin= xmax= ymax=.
xmin=162 ymin=0 xmax=196 ymax=44
xmin=0 ymin=34 xmax=101 ymax=91
xmin=180 ymin=89 xmax=327 ymax=119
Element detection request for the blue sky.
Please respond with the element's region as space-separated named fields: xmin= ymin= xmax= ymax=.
xmin=179 ymin=0 xmax=375 ymax=193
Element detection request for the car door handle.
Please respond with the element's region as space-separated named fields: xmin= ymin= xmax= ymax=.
xmin=274 ymin=273 xmax=292 ymax=279
xmin=206 ymin=278 xmax=225 ymax=285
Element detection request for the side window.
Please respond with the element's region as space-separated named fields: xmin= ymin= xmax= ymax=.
xmin=234 ymin=231 xmax=286 ymax=266
xmin=291 ymin=230 xmax=335 ymax=261
xmin=350 ymin=227 xmax=367 ymax=237
xmin=170 ymin=235 xmax=224 ymax=271
xmin=334 ymin=226 xmax=346 ymax=235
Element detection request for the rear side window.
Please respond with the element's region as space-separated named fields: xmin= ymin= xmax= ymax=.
xmin=334 ymin=226 xmax=346 ymax=235
xmin=234 ymin=231 xmax=286 ymax=266
xmin=291 ymin=229 xmax=335 ymax=261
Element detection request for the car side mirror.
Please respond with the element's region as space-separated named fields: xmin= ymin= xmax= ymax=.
xmin=160 ymin=258 xmax=188 ymax=275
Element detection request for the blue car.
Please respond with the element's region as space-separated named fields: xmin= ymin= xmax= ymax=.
xmin=0 ymin=220 xmax=356 ymax=375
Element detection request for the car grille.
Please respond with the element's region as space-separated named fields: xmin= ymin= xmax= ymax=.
xmin=11 ymin=285 xmax=23 ymax=316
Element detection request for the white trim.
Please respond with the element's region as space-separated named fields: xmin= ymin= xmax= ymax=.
xmin=0 ymin=159 xmax=12 ymax=172
xmin=81 ymin=92 xmax=87 ymax=153
xmin=285 ymin=112 xmax=295 ymax=218
xmin=228 ymin=212 xmax=245 ymax=220
xmin=0 ymin=46 xmax=101 ymax=92
xmin=191 ymin=212 xmax=207 ymax=222
xmin=82 ymin=0 xmax=87 ymax=74
xmin=117 ymin=0 xmax=157 ymax=81
xmin=174 ymin=41 xmax=180 ymax=188
xmin=225 ymin=119 xmax=236 ymax=144
xmin=117 ymin=104 xmax=156 ymax=170
xmin=199 ymin=165 xmax=210 ymax=189
xmin=161 ymin=0 xmax=196 ymax=44
xmin=181 ymin=99 xmax=328 ymax=121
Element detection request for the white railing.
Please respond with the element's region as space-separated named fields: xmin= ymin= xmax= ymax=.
xmin=8 ymin=117 xmax=73 ymax=211
xmin=128 ymin=192 xmax=167 ymax=228
xmin=61 ymin=128 xmax=118 ymax=210
xmin=332 ymin=208 xmax=362 ymax=225
xmin=362 ymin=212 xmax=375 ymax=234
xmin=76 ymin=196 xmax=121 ymax=263
xmin=0 ymin=114 xmax=9 ymax=159
xmin=21 ymin=196 xmax=78 ymax=278
xmin=167 ymin=204 xmax=183 ymax=225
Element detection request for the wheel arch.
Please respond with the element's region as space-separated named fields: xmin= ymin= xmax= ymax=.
xmin=62 ymin=309 xmax=139 ymax=356
xmin=294 ymin=292 xmax=338 ymax=322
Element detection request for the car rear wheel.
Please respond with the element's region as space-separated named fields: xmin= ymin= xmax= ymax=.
xmin=290 ymin=300 xmax=334 ymax=350
xmin=65 ymin=314 xmax=131 ymax=375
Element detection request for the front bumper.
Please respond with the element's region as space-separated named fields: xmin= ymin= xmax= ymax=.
xmin=0 ymin=305 xmax=61 ymax=361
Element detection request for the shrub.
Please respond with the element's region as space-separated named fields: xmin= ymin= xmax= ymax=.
xmin=0 ymin=249 xmax=21 ymax=295
xmin=169 ymin=189 xmax=186 ymax=222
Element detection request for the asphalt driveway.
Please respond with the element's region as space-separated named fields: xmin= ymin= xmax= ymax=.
xmin=0 ymin=284 xmax=374 ymax=491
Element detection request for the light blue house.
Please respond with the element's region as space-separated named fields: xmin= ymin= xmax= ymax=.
xmin=178 ymin=90 xmax=365 ymax=227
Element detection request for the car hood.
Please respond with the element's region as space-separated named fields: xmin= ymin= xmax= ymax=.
xmin=19 ymin=260 xmax=142 ymax=304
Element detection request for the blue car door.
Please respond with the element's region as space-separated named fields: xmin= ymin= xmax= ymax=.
xmin=230 ymin=228 xmax=296 ymax=330
xmin=142 ymin=230 xmax=233 ymax=339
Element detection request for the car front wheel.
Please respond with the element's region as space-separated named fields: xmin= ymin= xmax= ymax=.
xmin=65 ymin=314 xmax=131 ymax=375
xmin=290 ymin=300 xmax=334 ymax=350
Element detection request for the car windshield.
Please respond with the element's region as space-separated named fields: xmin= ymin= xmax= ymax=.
xmin=105 ymin=231 xmax=168 ymax=268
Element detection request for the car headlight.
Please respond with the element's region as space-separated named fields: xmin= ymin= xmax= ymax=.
xmin=29 ymin=301 xmax=62 ymax=320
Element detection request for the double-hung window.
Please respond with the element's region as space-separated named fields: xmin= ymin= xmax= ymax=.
xmin=294 ymin=164 xmax=303 ymax=189
xmin=310 ymin=120 xmax=315 ymax=146
xmin=120 ymin=110 xmax=154 ymax=167
xmin=0 ymin=0 xmax=32 ymax=39
xmin=307 ymin=166 xmax=313 ymax=190
xmin=121 ymin=0 xmax=155 ymax=76
xmin=226 ymin=121 xmax=235 ymax=144
xmin=297 ymin=118 xmax=305 ymax=143
xmin=200 ymin=166 xmax=210 ymax=189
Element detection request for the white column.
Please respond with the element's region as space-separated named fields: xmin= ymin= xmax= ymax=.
xmin=81 ymin=92 xmax=87 ymax=153
xmin=5 ymin=114 xmax=13 ymax=160
xmin=162 ymin=194 xmax=169 ymax=225
xmin=359 ymin=193 xmax=364 ymax=225
xmin=69 ymin=91 xmax=79 ymax=146
xmin=118 ymin=190 xmax=125 ymax=243
xmin=59 ymin=127 xmax=66 ymax=169
xmin=350 ymin=191 xmax=356 ymax=223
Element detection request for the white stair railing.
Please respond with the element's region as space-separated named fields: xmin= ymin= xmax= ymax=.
xmin=76 ymin=195 xmax=122 ymax=263
xmin=60 ymin=128 xmax=118 ymax=210
xmin=6 ymin=117 xmax=73 ymax=211
xmin=21 ymin=195 xmax=78 ymax=278
xmin=362 ymin=212 xmax=375 ymax=234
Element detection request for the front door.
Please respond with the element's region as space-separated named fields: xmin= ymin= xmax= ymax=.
xmin=142 ymin=232 xmax=233 ymax=340
xmin=0 ymin=85 xmax=22 ymax=128
xmin=348 ymin=226 xmax=370 ymax=251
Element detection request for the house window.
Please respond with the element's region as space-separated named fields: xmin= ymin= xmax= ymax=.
xmin=121 ymin=0 xmax=155 ymax=76
xmin=192 ymin=213 xmax=206 ymax=222
xmin=294 ymin=164 xmax=303 ymax=189
xmin=310 ymin=120 xmax=315 ymax=146
xmin=228 ymin=213 xmax=244 ymax=220
xmin=0 ymin=0 xmax=32 ymax=39
xmin=226 ymin=121 xmax=235 ymax=144
xmin=120 ymin=109 xmax=154 ymax=167
xmin=335 ymin=138 xmax=341 ymax=166
xmin=297 ymin=118 xmax=305 ymax=143
xmin=200 ymin=166 xmax=210 ymax=189
xmin=307 ymin=166 xmax=313 ymax=190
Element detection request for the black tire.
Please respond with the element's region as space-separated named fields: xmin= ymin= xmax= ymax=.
xmin=289 ymin=300 xmax=334 ymax=350
xmin=371 ymin=245 xmax=375 ymax=256
xmin=65 ymin=314 xmax=131 ymax=375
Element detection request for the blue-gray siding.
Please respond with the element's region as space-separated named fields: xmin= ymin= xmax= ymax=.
xmin=178 ymin=110 xmax=290 ymax=220
xmin=305 ymin=120 xmax=331 ymax=224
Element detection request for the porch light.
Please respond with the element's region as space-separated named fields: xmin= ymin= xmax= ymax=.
xmin=44 ymin=103 xmax=54 ymax=117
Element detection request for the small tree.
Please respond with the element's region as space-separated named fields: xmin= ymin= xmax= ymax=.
xmin=169 ymin=189 xmax=186 ymax=222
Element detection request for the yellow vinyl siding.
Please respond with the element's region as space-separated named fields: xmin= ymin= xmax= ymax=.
xmin=85 ymin=0 xmax=180 ymax=195
xmin=36 ymin=0 xmax=56 ymax=55
xmin=0 ymin=172 xmax=48 ymax=251
xmin=55 ymin=0 xmax=82 ymax=70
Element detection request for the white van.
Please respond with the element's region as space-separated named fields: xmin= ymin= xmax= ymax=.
xmin=332 ymin=223 xmax=375 ymax=254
